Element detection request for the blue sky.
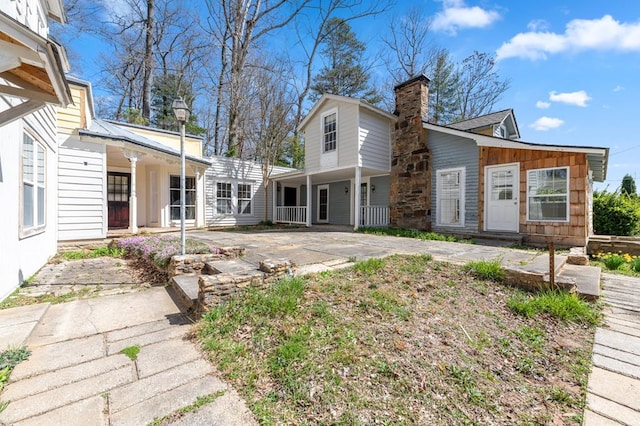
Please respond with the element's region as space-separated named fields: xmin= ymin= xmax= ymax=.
xmin=68 ymin=0 xmax=638 ymax=191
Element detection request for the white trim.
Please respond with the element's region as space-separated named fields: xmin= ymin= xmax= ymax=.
xmin=212 ymin=180 xmax=256 ymax=218
xmin=317 ymin=184 xmax=329 ymax=223
xmin=435 ymin=167 xmax=465 ymax=228
xmin=484 ymin=163 xmax=520 ymax=232
xmin=526 ymin=166 xmax=570 ymax=223
xmin=19 ymin=128 xmax=47 ymax=239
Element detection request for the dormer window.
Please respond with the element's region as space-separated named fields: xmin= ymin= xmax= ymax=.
xmin=323 ymin=112 xmax=337 ymax=152
xmin=494 ymin=124 xmax=507 ymax=138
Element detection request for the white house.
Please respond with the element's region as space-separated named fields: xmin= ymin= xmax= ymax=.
xmin=272 ymin=94 xmax=396 ymax=228
xmin=0 ymin=0 xmax=72 ymax=300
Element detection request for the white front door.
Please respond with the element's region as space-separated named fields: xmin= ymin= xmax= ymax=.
xmin=485 ymin=164 xmax=519 ymax=232
xmin=318 ymin=185 xmax=329 ymax=222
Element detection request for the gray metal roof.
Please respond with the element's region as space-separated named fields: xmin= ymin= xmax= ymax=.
xmin=447 ymin=109 xmax=514 ymax=130
xmin=79 ymin=119 xmax=210 ymax=165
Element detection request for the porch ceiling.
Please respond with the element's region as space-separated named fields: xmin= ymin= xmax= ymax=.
xmin=273 ymin=166 xmax=388 ymax=186
xmin=105 ymin=142 xmax=205 ymax=170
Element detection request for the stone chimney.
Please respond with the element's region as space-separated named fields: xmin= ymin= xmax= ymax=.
xmin=389 ymin=75 xmax=432 ymax=230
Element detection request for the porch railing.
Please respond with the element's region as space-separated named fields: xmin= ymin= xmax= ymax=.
xmin=360 ymin=205 xmax=389 ymax=227
xmin=276 ymin=206 xmax=307 ymax=225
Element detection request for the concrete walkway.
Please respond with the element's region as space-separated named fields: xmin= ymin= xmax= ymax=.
xmin=0 ymin=288 xmax=256 ymax=426
xmin=584 ymin=273 xmax=640 ymax=425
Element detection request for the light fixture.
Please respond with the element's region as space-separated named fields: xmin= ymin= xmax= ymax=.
xmin=172 ymin=97 xmax=191 ymax=256
xmin=345 ymin=186 xmax=349 ymax=194
xmin=371 ymin=185 xmax=376 ymax=192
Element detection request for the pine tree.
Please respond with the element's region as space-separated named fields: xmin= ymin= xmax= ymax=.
xmin=428 ymin=49 xmax=459 ymax=124
xmin=310 ymin=18 xmax=380 ymax=104
xmin=621 ymin=174 xmax=637 ymax=197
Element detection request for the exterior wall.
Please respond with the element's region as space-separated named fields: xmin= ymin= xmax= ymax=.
xmin=0 ymin=0 xmax=50 ymax=38
xmin=0 ymin=106 xmax=59 ymax=300
xmin=58 ymin=138 xmax=107 ymax=240
xmin=428 ymin=131 xmax=479 ymax=234
xmin=124 ymin=126 xmax=202 ymax=157
xmin=479 ymin=147 xmax=589 ymax=247
xmin=311 ymin=180 xmax=351 ymax=225
xmin=57 ymin=85 xmax=89 ymax=134
xmin=303 ymin=99 xmax=359 ymax=174
xmin=370 ymin=175 xmax=390 ymax=206
xmin=205 ymin=157 xmax=266 ymax=226
xmin=359 ymin=108 xmax=391 ymax=172
xmin=390 ymin=76 xmax=432 ymax=230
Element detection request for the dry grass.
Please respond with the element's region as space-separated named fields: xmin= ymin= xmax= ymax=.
xmin=198 ymin=254 xmax=599 ymax=425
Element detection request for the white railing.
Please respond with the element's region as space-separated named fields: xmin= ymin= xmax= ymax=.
xmin=360 ymin=205 xmax=390 ymax=227
xmin=276 ymin=206 xmax=307 ymax=224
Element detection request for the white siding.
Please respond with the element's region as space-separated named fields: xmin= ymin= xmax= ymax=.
xmin=0 ymin=0 xmax=49 ymax=38
xmin=204 ymin=157 xmax=265 ymax=226
xmin=303 ymin=99 xmax=359 ymax=174
xmin=359 ymin=108 xmax=391 ymax=172
xmin=57 ymin=137 xmax=106 ymax=240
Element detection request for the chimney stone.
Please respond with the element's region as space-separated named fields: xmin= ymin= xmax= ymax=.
xmin=389 ymin=75 xmax=432 ymax=230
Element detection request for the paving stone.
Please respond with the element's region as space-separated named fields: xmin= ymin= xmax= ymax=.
xmin=0 ymin=303 xmax=50 ymax=351
xmin=109 ymin=359 xmax=223 ymax=414
xmin=166 ymin=389 xmax=258 ymax=426
xmin=135 ymin=338 xmax=202 ymax=379
xmin=13 ymin=395 xmax=107 ymax=426
xmin=593 ymin=353 xmax=640 ymax=380
xmin=109 ymin=376 xmax=230 ymax=426
xmin=105 ymin=318 xmax=187 ymax=343
xmin=11 ymin=334 xmax=105 ymax=380
xmin=595 ymin=328 xmax=640 ymax=356
xmin=594 ymin=344 xmax=640 ymax=369
xmin=586 ymin=392 xmax=639 ymax=426
xmin=582 ymin=409 xmax=624 ymax=426
xmin=604 ymin=318 xmax=640 ymax=338
xmin=107 ymin=323 xmax=191 ymax=355
xmin=0 ymin=365 xmax=134 ymax=424
xmin=587 ymin=367 xmax=640 ymax=412
xmin=3 ymin=354 xmax=131 ymax=401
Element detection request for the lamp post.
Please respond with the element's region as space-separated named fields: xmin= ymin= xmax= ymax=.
xmin=172 ymin=97 xmax=190 ymax=256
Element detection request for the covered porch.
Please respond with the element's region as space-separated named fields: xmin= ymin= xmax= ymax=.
xmin=271 ymin=166 xmax=390 ymax=229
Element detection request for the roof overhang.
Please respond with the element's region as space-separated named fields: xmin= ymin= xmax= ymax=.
xmin=0 ymin=10 xmax=72 ymax=126
xmin=424 ymin=122 xmax=609 ymax=182
xmin=79 ymin=128 xmax=212 ymax=167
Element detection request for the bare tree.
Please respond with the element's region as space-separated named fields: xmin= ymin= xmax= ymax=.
xmin=453 ymin=51 xmax=510 ymax=121
xmin=141 ymin=0 xmax=155 ymax=119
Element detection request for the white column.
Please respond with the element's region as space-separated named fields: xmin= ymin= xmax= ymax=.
xmin=272 ymin=180 xmax=277 ymax=223
xmin=128 ymin=154 xmax=138 ymax=234
xmin=306 ymin=175 xmax=312 ymax=227
xmin=354 ymin=166 xmax=361 ymax=231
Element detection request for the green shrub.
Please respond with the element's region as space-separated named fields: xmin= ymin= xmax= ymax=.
xmin=593 ymin=190 xmax=640 ymax=236
xmin=602 ymin=253 xmax=625 ymax=270
xmin=632 ymin=257 xmax=640 ymax=273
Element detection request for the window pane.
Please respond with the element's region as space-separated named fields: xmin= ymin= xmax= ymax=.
xmin=170 ymin=175 xmax=180 ymax=188
xmin=439 ymin=170 xmax=461 ymax=225
xmin=529 ymin=196 xmax=567 ymax=221
xmin=37 ymin=145 xmax=45 ymax=185
xmin=186 ymin=177 xmax=196 ymax=189
xmin=23 ymin=184 xmax=34 ymax=228
xmin=23 ymin=135 xmax=34 ymax=182
xmin=323 ymin=113 xmax=336 ymax=152
xmin=528 ymin=168 xmax=567 ymax=196
xmin=37 ymin=187 xmax=45 ymax=225
xmin=527 ymin=167 xmax=569 ymax=221
xmin=186 ymin=206 xmax=195 ymax=220
xmin=170 ymin=206 xmax=180 ymax=220
xmin=185 ymin=191 xmax=196 ymax=205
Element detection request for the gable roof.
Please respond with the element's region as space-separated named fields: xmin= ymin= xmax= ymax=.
xmin=79 ymin=119 xmax=211 ymax=166
xmin=423 ymin=121 xmax=608 ymax=182
xmin=298 ymin=93 xmax=396 ymax=132
xmin=447 ymin=109 xmax=520 ymax=139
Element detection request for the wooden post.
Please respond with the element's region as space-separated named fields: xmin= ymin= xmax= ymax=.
xmin=549 ymin=241 xmax=555 ymax=288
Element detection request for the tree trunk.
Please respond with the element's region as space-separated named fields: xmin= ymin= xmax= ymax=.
xmin=142 ymin=0 xmax=155 ymax=120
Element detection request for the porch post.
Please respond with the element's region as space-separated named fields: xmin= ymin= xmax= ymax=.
xmin=128 ymin=153 xmax=138 ymax=234
xmin=306 ymin=175 xmax=312 ymax=227
xmin=194 ymin=167 xmax=204 ymax=228
xmin=354 ymin=166 xmax=361 ymax=231
xmin=272 ymin=180 xmax=277 ymax=223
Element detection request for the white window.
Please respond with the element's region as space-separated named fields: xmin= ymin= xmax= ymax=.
xmin=21 ymin=133 xmax=46 ymax=236
xmin=237 ymin=183 xmax=252 ymax=215
xmin=494 ymin=124 xmax=507 ymax=138
xmin=216 ymin=182 xmax=233 ymax=214
xmin=527 ymin=167 xmax=569 ymax=222
xmin=436 ymin=168 xmax=465 ymax=227
xmin=323 ymin=111 xmax=337 ymax=152
xmin=170 ymin=175 xmax=196 ymax=220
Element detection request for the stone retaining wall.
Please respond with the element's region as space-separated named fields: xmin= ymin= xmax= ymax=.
xmin=198 ymin=259 xmax=295 ymax=312
xmin=588 ymin=236 xmax=640 ymax=256
xmin=168 ymin=247 xmax=245 ymax=276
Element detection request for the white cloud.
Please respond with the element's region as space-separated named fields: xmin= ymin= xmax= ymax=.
xmin=432 ymin=0 xmax=501 ymax=34
xmin=549 ymin=90 xmax=591 ymax=107
xmin=496 ymin=15 xmax=640 ymax=60
xmin=527 ymin=19 xmax=550 ymax=32
xmin=536 ymin=101 xmax=551 ymax=109
xmin=530 ymin=117 xmax=564 ymax=131
xmin=613 ymin=85 xmax=624 ymax=92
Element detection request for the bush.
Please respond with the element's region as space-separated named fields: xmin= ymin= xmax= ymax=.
xmin=593 ymin=190 xmax=640 ymax=236
xmin=463 ymin=260 xmax=505 ymax=282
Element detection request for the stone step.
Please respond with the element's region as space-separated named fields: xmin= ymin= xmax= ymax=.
xmin=203 ymin=259 xmax=256 ymax=275
xmin=170 ymin=275 xmax=199 ymax=310
xmin=521 ymin=254 xmax=567 ymax=276
xmin=558 ymin=263 xmax=601 ymax=300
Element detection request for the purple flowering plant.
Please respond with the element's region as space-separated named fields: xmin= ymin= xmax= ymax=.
xmin=116 ymin=235 xmax=221 ymax=267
